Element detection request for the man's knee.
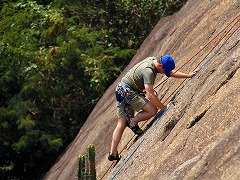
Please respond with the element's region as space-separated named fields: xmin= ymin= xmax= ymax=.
xmin=144 ymin=102 xmax=158 ymax=117
xmin=149 ymin=107 xmax=158 ymax=117
xmin=117 ymin=117 xmax=127 ymax=129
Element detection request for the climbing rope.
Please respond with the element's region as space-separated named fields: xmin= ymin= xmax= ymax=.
xmin=100 ymin=12 xmax=240 ymax=180
xmin=154 ymin=13 xmax=240 ymax=91
xmin=163 ymin=19 xmax=240 ymax=103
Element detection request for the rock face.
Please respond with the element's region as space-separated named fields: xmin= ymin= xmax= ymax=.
xmin=44 ymin=0 xmax=240 ymax=179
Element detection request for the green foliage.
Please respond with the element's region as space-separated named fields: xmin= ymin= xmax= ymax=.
xmin=16 ymin=115 xmax=36 ymax=130
xmin=70 ymin=0 xmax=187 ymax=49
xmin=0 ymin=163 xmax=14 ymax=173
xmin=0 ymin=0 xmax=187 ymax=179
xmin=40 ymin=134 xmax=63 ymax=152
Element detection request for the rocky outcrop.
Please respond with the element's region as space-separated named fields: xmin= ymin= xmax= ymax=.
xmin=44 ymin=0 xmax=240 ymax=179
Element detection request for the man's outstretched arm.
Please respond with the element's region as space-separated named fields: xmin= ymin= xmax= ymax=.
xmin=170 ymin=70 xmax=198 ymax=78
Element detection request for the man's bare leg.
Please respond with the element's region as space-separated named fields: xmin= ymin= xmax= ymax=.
xmin=130 ymin=101 xmax=157 ymax=127
xmin=110 ymin=117 xmax=127 ymax=156
xmin=110 ymin=102 xmax=157 ymax=155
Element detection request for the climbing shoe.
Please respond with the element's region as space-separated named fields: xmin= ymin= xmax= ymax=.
xmin=126 ymin=120 xmax=144 ymax=135
xmin=108 ymin=152 xmax=121 ymax=161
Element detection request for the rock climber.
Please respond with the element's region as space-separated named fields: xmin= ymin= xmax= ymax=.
xmin=108 ymin=55 xmax=197 ymax=161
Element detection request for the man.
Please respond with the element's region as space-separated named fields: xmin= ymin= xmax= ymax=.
xmin=108 ymin=55 xmax=197 ymax=161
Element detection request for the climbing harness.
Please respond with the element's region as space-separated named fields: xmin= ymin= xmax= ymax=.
xmin=115 ymin=82 xmax=136 ymax=107
xmin=116 ymin=82 xmax=142 ymax=124
xmin=116 ymin=82 xmax=145 ymax=135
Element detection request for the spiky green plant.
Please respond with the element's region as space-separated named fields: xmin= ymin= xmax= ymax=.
xmin=87 ymin=144 xmax=96 ymax=180
xmin=78 ymin=154 xmax=85 ymax=179
xmin=78 ymin=144 xmax=96 ymax=180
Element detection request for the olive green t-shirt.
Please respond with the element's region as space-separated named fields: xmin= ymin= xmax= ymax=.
xmin=122 ymin=57 xmax=157 ymax=92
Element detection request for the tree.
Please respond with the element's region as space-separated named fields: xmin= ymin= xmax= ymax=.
xmin=0 ymin=1 xmax=133 ymax=179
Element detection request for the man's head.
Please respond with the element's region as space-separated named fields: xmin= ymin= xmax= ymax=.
xmin=158 ymin=55 xmax=175 ymax=77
